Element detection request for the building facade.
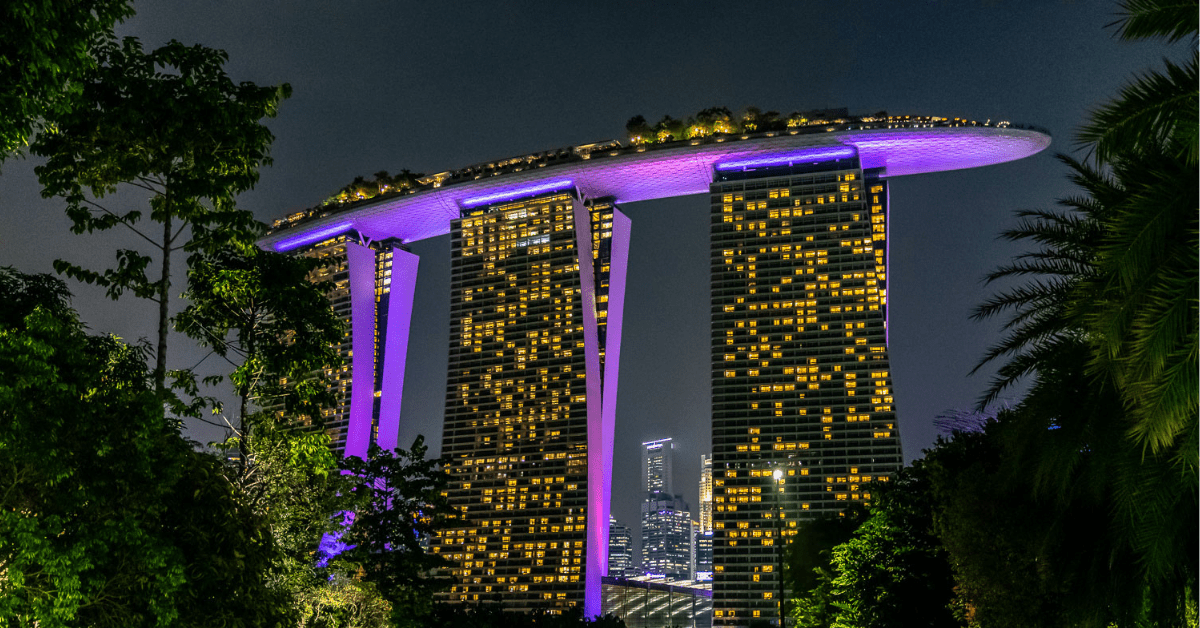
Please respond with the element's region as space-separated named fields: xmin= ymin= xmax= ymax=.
xmin=608 ymin=515 xmax=636 ymax=578
xmin=640 ymin=493 xmax=695 ymax=579
xmin=434 ymin=189 xmax=631 ymax=615
xmin=709 ymin=152 xmax=903 ymax=625
xmin=694 ymin=530 xmax=714 ymax=580
xmin=639 ymin=438 xmax=694 ymax=580
xmin=642 ymin=438 xmax=673 ymax=494
xmin=699 ymin=454 xmax=714 ymax=533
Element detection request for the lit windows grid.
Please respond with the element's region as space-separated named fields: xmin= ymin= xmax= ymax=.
xmin=437 ymin=192 xmax=615 ymax=612
xmin=282 ymin=234 xmax=398 ymax=457
xmin=708 ymin=161 xmax=902 ymax=625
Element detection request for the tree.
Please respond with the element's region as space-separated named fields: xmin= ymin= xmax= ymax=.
xmin=791 ymin=466 xmax=960 ymax=628
xmin=0 ymin=268 xmax=290 ymax=627
xmin=972 ymin=158 xmax=1196 ymax=627
xmin=624 ymin=115 xmax=653 ymax=143
xmin=969 ymin=3 xmax=1198 ymax=622
xmin=0 ymin=0 xmax=133 ymax=158
xmin=783 ymin=509 xmax=865 ymax=603
xmin=654 ymin=115 xmax=683 ymax=143
xmin=1078 ymin=0 xmax=1197 ymax=165
xmin=33 ymin=35 xmax=290 ymax=392
xmin=339 ymin=437 xmax=454 ymax=626
xmin=176 ymin=244 xmax=344 ymax=463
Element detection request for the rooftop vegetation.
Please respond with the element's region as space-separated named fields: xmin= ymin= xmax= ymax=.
xmin=623 ymin=106 xmax=885 ymax=144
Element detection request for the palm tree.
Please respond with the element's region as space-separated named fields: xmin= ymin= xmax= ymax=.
xmin=971 ymin=1 xmax=1198 ymax=622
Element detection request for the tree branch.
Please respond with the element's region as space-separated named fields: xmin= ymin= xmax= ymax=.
xmin=81 ymin=198 xmax=159 ymax=248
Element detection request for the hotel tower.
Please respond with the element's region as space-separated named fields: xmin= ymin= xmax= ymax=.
xmin=710 ymin=151 xmax=901 ymax=625
xmin=435 ymin=189 xmax=630 ymax=613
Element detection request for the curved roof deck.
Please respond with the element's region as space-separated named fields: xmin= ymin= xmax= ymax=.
xmin=262 ymin=123 xmax=1051 ymax=251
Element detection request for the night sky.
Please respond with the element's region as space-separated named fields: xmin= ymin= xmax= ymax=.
xmin=0 ymin=1 xmax=1185 ymax=538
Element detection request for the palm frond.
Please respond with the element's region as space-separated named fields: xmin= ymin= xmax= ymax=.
xmin=1111 ymin=0 xmax=1199 ymax=43
xmin=1078 ymin=54 xmax=1199 ymax=166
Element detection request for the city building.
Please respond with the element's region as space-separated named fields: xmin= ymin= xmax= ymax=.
xmin=434 ymin=190 xmax=630 ymax=614
xmin=642 ymin=438 xmax=674 ymax=494
xmin=262 ymin=113 xmax=1049 ymax=622
xmin=699 ymin=454 xmax=714 ymax=533
xmin=641 ymin=493 xmax=694 ymax=579
xmin=694 ymin=530 xmax=714 ymax=580
xmin=639 ymin=439 xmax=694 ymax=580
xmin=609 ymin=515 xmax=636 ymax=578
xmin=710 ymin=151 xmax=905 ymax=625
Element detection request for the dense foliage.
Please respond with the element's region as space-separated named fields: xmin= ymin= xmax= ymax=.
xmin=0 ymin=0 xmax=134 ymax=157
xmin=0 ymin=268 xmax=291 ymax=627
xmin=789 ymin=467 xmax=959 ymax=628
xmin=623 ymin=106 xmax=870 ymax=145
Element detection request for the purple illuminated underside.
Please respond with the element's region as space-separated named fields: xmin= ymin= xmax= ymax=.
xmin=275 ymin=221 xmax=353 ymax=252
xmin=461 ymin=179 xmax=574 ymax=208
xmin=258 ymin=127 xmax=1050 ymax=251
xmin=715 ymin=146 xmax=856 ymax=170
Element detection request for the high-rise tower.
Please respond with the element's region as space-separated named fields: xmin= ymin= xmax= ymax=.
xmin=642 ymin=438 xmax=674 ymax=494
xmin=639 ymin=438 xmax=693 ymax=579
xmin=435 ymin=188 xmax=630 ymax=615
xmin=607 ymin=515 xmax=635 ymax=578
xmin=266 ymin=228 xmax=419 ymax=459
xmin=699 ymin=454 xmax=714 ymax=533
xmin=709 ymin=150 xmax=903 ymax=625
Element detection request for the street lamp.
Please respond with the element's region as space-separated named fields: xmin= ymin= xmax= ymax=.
xmin=772 ymin=468 xmax=785 ymax=627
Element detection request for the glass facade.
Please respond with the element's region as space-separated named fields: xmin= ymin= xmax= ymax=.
xmin=709 ymin=155 xmax=903 ymax=625
xmin=640 ymin=493 xmax=694 ymax=579
xmin=642 ymin=438 xmax=674 ymax=494
xmin=699 ymin=454 xmax=714 ymax=533
xmin=608 ymin=515 xmax=636 ymax=578
xmin=435 ymin=191 xmax=628 ymax=614
xmin=602 ymin=577 xmax=713 ymax=628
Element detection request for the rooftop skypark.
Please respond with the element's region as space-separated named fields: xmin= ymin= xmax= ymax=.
xmin=267 ymin=108 xmax=1049 ymax=239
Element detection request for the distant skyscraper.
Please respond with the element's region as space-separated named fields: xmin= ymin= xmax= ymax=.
xmin=699 ymin=454 xmax=714 ymax=533
xmin=640 ymin=493 xmax=694 ymax=579
xmin=607 ymin=515 xmax=635 ymax=578
xmin=710 ymin=153 xmax=904 ymax=625
xmin=694 ymin=530 xmax=714 ymax=580
xmin=639 ymin=438 xmax=693 ymax=579
xmin=642 ymin=438 xmax=673 ymax=494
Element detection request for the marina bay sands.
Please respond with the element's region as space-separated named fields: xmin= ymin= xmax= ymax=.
xmin=260 ymin=113 xmax=1050 ymax=626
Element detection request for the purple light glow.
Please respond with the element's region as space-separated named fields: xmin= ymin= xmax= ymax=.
xmin=461 ymin=179 xmax=574 ymax=208
xmin=572 ymin=199 xmax=607 ymax=618
xmin=258 ymin=127 xmax=1050 ymax=252
xmin=714 ymin=146 xmax=856 ymax=170
xmin=274 ymin=221 xmax=353 ymax=252
xmin=376 ymin=248 xmax=420 ymax=452
xmin=584 ymin=208 xmax=630 ymax=617
xmin=343 ymin=242 xmax=377 ymax=461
